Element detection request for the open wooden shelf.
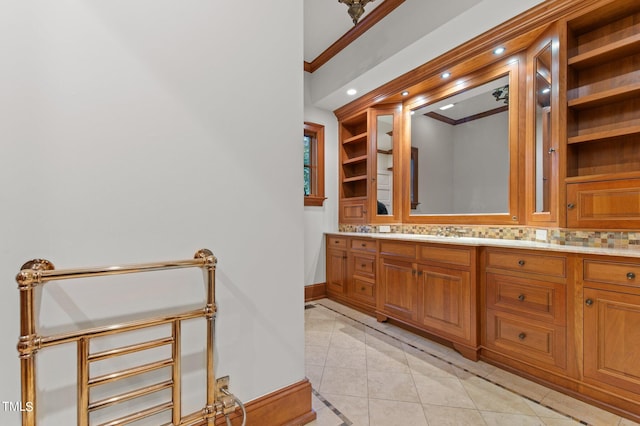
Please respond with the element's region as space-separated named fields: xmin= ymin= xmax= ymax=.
xmin=568 ymin=33 xmax=640 ymax=69
xmin=343 ymin=132 xmax=368 ymax=145
xmin=343 ymin=155 xmax=367 ymax=165
xmin=568 ymin=81 xmax=640 ymax=110
xmin=567 ymin=123 xmax=640 ymax=144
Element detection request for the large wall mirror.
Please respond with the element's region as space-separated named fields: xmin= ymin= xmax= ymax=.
xmin=403 ymin=61 xmax=520 ymax=224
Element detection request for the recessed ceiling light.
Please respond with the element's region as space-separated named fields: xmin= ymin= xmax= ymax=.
xmin=441 ymin=72 xmax=451 ymax=79
xmin=493 ymin=47 xmax=506 ymax=55
xmin=346 ymin=88 xmax=357 ymax=96
xmin=401 ymin=91 xmax=409 ymax=96
xmin=439 ymin=103 xmax=455 ymax=111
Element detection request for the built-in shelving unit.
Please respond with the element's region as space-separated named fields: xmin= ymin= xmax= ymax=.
xmin=564 ymin=0 xmax=640 ymax=228
xmin=339 ymin=110 xmax=369 ymax=223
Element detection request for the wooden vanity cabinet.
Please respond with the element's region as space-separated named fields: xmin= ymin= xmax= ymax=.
xmin=482 ymin=248 xmax=572 ymax=375
xmin=378 ymin=240 xmax=479 ymax=359
xmin=581 ymin=255 xmax=640 ymax=416
xmin=325 ymin=235 xmax=378 ymax=313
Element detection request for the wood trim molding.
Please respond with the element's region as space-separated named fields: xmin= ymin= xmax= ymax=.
xmin=333 ymin=0 xmax=605 ymax=119
xmin=215 ymin=379 xmax=315 ymax=426
xmin=305 ymin=283 xmax=327 ymax=302
xmin=425 ymin=105 xmax=508 ymax=126
xmin=305 ymin=0 xmax=405 ymax=73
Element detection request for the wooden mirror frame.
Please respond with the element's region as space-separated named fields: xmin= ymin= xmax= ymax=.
xmin=401 ymin=58 xmax=524 ymax=225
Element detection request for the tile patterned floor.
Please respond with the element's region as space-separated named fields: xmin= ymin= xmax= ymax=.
xmin=304 ymin=299 xmax=640 ymax=426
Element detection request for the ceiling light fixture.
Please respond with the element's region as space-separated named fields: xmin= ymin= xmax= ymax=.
xmin=493 ymin=46 xmax=506 ymax=55
xmin=339 ymin=0 xmax=374 ymax=25
xmin=492 ymin=85 xmax=509 ymax=104
xmin=401 ymin=91 xmax=409 ymax=96
xmin=439 ymin=103 xmax=455 ymax=110
xmin=346 ymin=88 xmax=357 ymax=96
xmin=441 ymin=72 xmax=451 ymax=79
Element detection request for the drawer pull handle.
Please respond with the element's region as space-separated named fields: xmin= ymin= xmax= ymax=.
xmin=567 ymin=203 xmax=575 ymax=209
xmin=627 ymin=272 xmax=636 ymax=280
xmin=518 ymin=333 xmax=526 ymax=340
xmin=518 ymin=260 xmax=525 ymax=266
xmin=585 ymin=298 xmax=593 ymax=306
xmin=334 ymin=240 xmax=340 ymax=244
xmin=361 ymin=264 xmax=366 ymax=268
xmin=361 ymin=286 xmax=366 ymax=291
xmin=361 ymin=243 xmax=366 ymax=247
xmin=518 ymin=294 xmax=526 ymax=302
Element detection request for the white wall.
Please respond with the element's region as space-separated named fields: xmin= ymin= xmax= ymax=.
xmin=303 ymin=74 xmax=338 ymax=286
xmin=0 ymin=1 xmax=303 ymax=424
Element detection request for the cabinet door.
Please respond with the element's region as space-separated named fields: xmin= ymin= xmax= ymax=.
xmin=327 ymin=249 xmax=348 ymax=294
xmin=417 ymin=264 xmax=471 ymax=341
xmin=379 ymin=258 xmax=417 ymax=321
xmin=584 ymin=288 xmax=640 ymax=394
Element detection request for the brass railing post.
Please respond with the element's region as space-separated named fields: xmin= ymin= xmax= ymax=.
xmin=194 ymin=249 xmax=217 ymax=425
xmin=16 ymin=259 xmax=54 ymax=426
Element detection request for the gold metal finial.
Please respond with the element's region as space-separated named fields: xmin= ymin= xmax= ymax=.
xmin=195 ymin=249 xmax=217 ymax=269
xmin=16 ymin=259 xmax=54 ymax=288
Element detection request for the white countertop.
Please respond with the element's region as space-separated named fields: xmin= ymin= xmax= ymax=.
xmin=327 ymin=232 xmax=640 ymax=259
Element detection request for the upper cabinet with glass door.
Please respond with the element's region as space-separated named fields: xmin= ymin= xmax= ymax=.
xmin=402 ymin=60 xmax=521 ymax=225
xmin=370 ymin=106 xmax=401 ymax=223
xmin=526 ymin=24 xmax=561 ymax=226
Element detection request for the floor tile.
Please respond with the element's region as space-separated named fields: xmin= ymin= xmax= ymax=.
xmin=368 ymin=399 xmax=428 ymax=426
xmin=304 ymin=301 xmax=631 ymax=426
xmin=320 ymin=366 xmax=368 ymax=398
xmin=422 ymin=404 xmax=487 ymax=426
xmin=367 ymin=370 xmax=419 ymax=403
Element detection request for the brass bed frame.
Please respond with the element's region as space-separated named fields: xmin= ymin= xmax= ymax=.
xmin=15 ymin=249 xmax=240 ymax=426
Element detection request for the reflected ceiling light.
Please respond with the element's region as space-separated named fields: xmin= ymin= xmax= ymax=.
xmin=346 ymin=88 xmax=358 ymax=96
xmin=339 ymin=0 xmax=374 ymax=25
xmin=542 ymin=87 xmax=551 ymax=94
xmin=401 ymin=91 xmax=409 ymax=96
xmin=439 ymin=103 xmax=455 ymax=110
xmin=493 ymin=46 xmax=506 ymax=55
xmin=441 ymin=72 xmax=451 ymax=79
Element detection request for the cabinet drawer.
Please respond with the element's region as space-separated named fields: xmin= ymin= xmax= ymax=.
xmin=352 ymin=253 xmax=375 ymax=276
xmin=418 ymin=244 xmax=471 ymax=266
xmin=327 ymin=236 xmax=347 ymax=249
xmin=379 ymin=241 xmax=416 ymax=259
xmin=486 ymin=310 xmax=566 ymax=369
xmin=583 ymin=259 xmax=640 ymax=287
xmin=351 ymin=238 xmax=376 ymax=252
xmin=486 ymin=250 xmax=566 ymax=278
xmin=352 ymin=277 xmax=375 ymax=304
xmin=486 ymin=273 xmax=565 ymax=325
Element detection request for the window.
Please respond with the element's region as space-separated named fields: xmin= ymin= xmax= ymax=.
xmin=303 ymin=122 xmax=326 ymax=206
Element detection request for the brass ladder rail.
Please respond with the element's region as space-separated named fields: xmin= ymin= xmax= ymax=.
xmin=16 ymin=249 xmax=220 ymax=426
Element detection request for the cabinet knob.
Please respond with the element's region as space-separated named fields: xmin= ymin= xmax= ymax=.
xmin=361 ymin=243 xmax=366 ymax=247
xmin=567 ymin=203 xmax=575 ymax=209
xmin=518 ymin=332 xmax=526 ymax=340
xmin=518 ymin=294 xmax=526 ymax=302
xmin=412 ymin=270 xmax=416 ymax=276
xmin=361 ymin=286 xmax=366 ymax=291
xmin=627 ymin=272 xmax=636 ymax=280
xmin=585 ymin=298 xmax=593 ymax=306
xmin=518 ymin=260 xmax=525 ymax=266
xmin=548 ymin=147 xmax=556 ymax=154
xmin=361 ymin=264 xmax=366 ymax=268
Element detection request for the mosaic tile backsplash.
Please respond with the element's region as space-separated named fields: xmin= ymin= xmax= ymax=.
xmin=337 ymin=224 xmax=640 ymax=251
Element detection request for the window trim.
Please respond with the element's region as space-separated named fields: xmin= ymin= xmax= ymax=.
xmin=304 ymin=122 xmax=327 ymax=206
